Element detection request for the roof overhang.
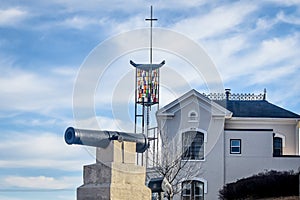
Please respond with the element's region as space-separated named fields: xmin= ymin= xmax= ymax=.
xmin=226 ymin=117 xmax=300 ymax=125
xmin=157 ymin=89 xmax=232 ymax=119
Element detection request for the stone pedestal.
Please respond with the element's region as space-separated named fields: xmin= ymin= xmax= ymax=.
xmin=77 ymin=141 xmax=151 ymax=200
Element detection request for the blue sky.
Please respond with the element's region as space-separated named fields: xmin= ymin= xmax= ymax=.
xmin=1 ymin=0 xmax=300 ymax=199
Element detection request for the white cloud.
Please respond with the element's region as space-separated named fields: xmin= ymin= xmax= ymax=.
xmin=13 ymin=118 xmax=58 ymax=127
xmin=4 ymin=176 xmax=80 ymax=189
xmin=159 ymin=0 xmax=207 ymax=8
xmin=264 ymin=0 xmax=300 ymax=7
xmin=108 ymin=15 xmax=149 ymax=34
xmin=249 ymin=65 xmax=298 ymax=84
xmin=248 ymin=36 xmax=298 ymax=66
xmin=50 ymin=0 xmax=141 ymax=12
xmin=0 ymin=132 xmax=93 ymax=171
xmin=0 ymin=196 xmax=23 ymax=200
xmin=61 ymin=16 xmax=103 ymax=30
xmin=0 ymin=8 xmax=28 ymax=27
xmin=51 ymin=66 xmax=78 ymax=76
xmin=0 ymin=159 xmax=89 ymax=171
xmin=255 ymin=17 xmax=278 ymax=32
xmin=171 ymin=2 xmax=257 ymax=39
xmin=196 ymin=6 xmax=300 ymax=112
xmin=216 ymin=34 xmax=300 ymax=82
xmin=0 ymin=65 xmax=76 ymax=113
xmin=75 ymin=116 xmax=133 ymax=132
xmin=267 ymin=79 xmax=300 ymax=114
xmin=204 ymin=35 xmax=247 ymax=65
xmin=277 ymin=11 xmax=300 ymax=25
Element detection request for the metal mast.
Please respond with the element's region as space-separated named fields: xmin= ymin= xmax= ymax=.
xmin=146 ymin=5 xmax=157 ymax=65
xmin=131 ymin=6 xmax=164 ymax=167
xmin=145 ymin=5 xmax=156 ymax=168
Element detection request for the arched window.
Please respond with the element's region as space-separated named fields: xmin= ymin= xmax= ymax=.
xmin=182 ymin=131 xmax=204 ymax=160
xmin=188 ymin=111 xmax=198 ymax=122
xmin=182 ymin=180 xmax=204 ymax=200
xmin=273 ymin=137 xmax=283 ymax=156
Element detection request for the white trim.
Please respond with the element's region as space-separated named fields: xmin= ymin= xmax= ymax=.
xmin=227 ymin=117 xmax=300 ymax=125
xmin=181 ymin=159 xmax=207 ymax=162
xmin=274 ymin=133 xmax=286 ymax=148
xmin=188 ymin=110 xmax=198 ymax=117
xmin=157 ymin=89 xmax=232 ymax=118
xmin=230 ymin=139 xmax=241 ymax=154
xmin=156 ymin=114 xmax=174 ymax=120
xmin=188 ymin=110 xmax=199 ymax=122
xmin=181 ymin=128 xmax=207 ymax=161
xmin=180 ymin=128 xmax=207 ymax=143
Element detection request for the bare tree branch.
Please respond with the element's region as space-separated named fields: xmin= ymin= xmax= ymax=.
xmin=146 ymin=130 xmax=201 ymax=200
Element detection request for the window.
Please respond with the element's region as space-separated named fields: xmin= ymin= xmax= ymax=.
xmin=182 ymin=131 xmax=204 ymax=160
xmin=188 ymin=111 xmax=198 ymax=121
xmin=182 ymin=180 xmax=204 ymax=200
xmin=182 ymin=181 xmax=191 ymax=199
xmin=273 ymin=137 xmax=282 ymax=156
xmin=230 ymin=139 xmax=241 ymax=154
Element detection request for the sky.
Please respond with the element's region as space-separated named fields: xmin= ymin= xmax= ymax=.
xmin=0 ymin=0 xmax=300 ymax=199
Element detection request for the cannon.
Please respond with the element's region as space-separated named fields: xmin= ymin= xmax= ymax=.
xmin=64 ymin=127 xmax=149 ymax=153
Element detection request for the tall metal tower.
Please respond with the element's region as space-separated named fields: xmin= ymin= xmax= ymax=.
xmin=130 ymin=6 xmax=165 ymax=166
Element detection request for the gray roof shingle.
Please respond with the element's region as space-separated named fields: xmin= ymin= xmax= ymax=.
xmin=215 ymin=100 xmax=300 ymax=118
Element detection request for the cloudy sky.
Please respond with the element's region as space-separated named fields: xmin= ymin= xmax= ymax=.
xmin=1 ymin=0 xmax=300 ymax=199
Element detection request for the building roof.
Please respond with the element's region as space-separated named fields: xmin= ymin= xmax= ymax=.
xmin=157 ymin=89 xmax=232 ymax=118
xmin=215 ymin=99 xmax=300 ymax=118
xmin=159 ymin=89 xmax=300 ymax=119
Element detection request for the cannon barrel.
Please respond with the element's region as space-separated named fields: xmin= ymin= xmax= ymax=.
xmin=64 ymin=127 xmax=149 ymax=153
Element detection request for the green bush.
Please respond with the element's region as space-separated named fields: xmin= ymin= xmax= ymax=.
xmin=219 ymin=170 xmax=299 ymax=200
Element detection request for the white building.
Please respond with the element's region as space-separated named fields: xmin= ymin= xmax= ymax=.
xmin=151 ymin=89 xmax=300 ymax=200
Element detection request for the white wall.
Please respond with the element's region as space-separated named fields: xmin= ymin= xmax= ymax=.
xmin=225 ymin=129 xmax=300 ymax=183
xmin=225 ymin=130 xmax=272 ymax=183
xmin=157 ymin=96 xmax=228 ymax=200
xmin=225 ymin=118 xmax=299 ymax=155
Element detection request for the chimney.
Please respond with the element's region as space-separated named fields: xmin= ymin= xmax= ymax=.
xmin=263 ymin=88 xmax=267 ymax=100
xmin=225 ymin=89 xmax=231 ymax=100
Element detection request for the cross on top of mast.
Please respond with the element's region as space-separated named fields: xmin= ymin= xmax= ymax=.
xmin=145 ymin=5 xmax=157 ymax=64
xmin=145 ymin=5 xmax=157 ymax=23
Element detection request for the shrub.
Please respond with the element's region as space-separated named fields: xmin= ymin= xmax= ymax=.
xmin=219 ymin=170 xmax=299 ymax=200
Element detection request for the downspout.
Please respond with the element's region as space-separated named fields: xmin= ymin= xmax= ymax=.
xmin=297 ymin=120 xmax=300 ymax=155
xmin=223 ymin=123 xmax=226 ymax=186
xmin=223 ymin=89 xmax=231 ymax=185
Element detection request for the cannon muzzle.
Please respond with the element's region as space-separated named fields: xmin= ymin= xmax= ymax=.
xmin=64 ymin=127 xmax=149 ymax=153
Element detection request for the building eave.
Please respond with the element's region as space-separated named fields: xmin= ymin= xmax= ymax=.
xmin=157 ymin=89 xmax=232 ymax=118
xmin=226 ymin=117 xmax=300 ymax=125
